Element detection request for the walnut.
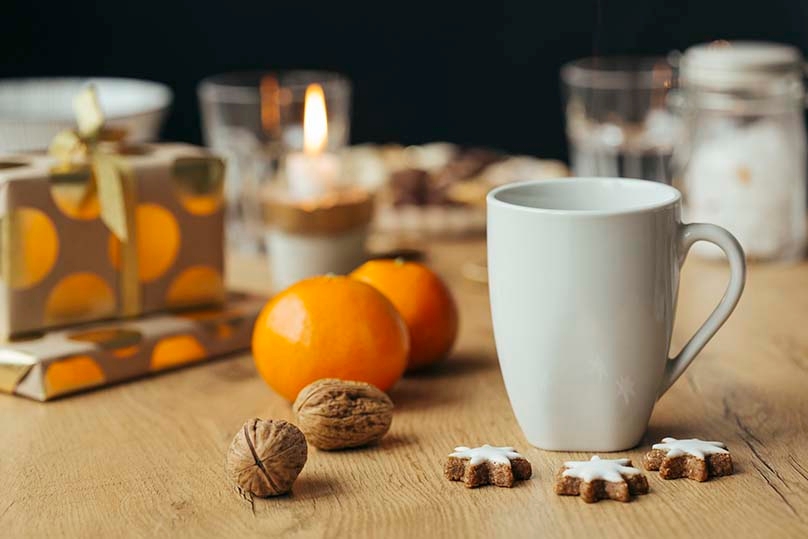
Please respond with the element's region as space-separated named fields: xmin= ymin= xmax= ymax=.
xmin=226 ymin=418 xmax=307 ymax=497
xmin=293 ymin=379 xmax=393 ymax=450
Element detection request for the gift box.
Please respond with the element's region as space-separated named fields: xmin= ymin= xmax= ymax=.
xmin=0 ymin=293 xmax=264 ymax=401
xmin=0 ymin=142 xmax=226 ymax=339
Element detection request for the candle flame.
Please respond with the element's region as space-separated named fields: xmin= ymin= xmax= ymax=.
xmin=303 ymin=83 xmax=328 ymax=155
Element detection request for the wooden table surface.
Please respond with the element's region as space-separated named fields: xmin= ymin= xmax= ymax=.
xmin=2 ymin=239 xmax=808 ymax=538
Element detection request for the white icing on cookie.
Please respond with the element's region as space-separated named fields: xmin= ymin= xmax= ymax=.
xmin=652 ymin=437 xmax=728 ymax=459
xmin=449 ymin=445 xmax=523 ymax=466
xmin=562 ymin=456 xmax=642 ymax=483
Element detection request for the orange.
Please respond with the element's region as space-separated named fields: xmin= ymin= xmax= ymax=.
xmin=252 ymin=275 xmax=409 ymax=401
xmin=351 ymin=259 xmax=458 ymax=371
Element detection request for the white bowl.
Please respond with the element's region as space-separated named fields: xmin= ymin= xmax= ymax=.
xmin=0 ymin=77 xmax=173 ymax=153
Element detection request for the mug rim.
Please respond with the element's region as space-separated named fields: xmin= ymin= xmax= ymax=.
xmin=487 ymin=177 xmax=682 ymax=217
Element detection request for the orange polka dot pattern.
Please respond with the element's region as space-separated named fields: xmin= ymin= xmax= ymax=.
xmin=0 ymin=147 xmax=226 ymax=338
xmin=108 ymin=203 xmax=181 ymax=283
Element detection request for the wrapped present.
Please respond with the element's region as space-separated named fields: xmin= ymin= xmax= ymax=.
xmin=0 ymin=293 xmax=264 ymax=401
xmin=0 ymin=87 xmax=225 ymax=339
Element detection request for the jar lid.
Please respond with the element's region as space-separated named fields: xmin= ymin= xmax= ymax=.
xmin=681 ymin=41 xmax=803 ymax=90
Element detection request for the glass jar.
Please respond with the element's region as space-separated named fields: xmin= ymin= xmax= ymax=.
xmin=671 ymin=41 xmax=807 ymax=262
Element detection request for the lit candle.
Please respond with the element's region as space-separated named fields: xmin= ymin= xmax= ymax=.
xmin=285 ymin=83 xmax=342 ymax=199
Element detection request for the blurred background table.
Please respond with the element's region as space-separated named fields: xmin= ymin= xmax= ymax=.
xmin=1 ymin=238 xmax=807 ymax=537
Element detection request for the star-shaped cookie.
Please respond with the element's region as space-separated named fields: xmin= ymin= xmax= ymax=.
xmin=554 ymin=456 xmax=649 ymax=502
xmin=644 ymin=437 xmax=733 ymax=481
xmin=444 ymin=445 xmax=532 ymax=488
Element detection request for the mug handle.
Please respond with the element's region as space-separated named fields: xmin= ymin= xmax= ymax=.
xmin=659 ymin=223 xmax=746 ymax=396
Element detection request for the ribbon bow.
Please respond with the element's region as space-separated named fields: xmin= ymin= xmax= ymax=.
xmin=48 ymin=85 xmax=140 ymax=315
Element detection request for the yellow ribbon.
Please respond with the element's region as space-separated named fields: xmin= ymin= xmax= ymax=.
xmin=48 ymin=85 xmax=141 ymax=316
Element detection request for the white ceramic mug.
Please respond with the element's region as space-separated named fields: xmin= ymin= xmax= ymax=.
xmin=487 ymin=178 xmax=746 ymax=451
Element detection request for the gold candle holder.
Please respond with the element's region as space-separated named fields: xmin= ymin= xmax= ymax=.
xmin=263 ymin=188 xmax=374 ymax=291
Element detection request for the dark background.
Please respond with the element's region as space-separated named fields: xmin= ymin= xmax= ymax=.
xmin=3 ymin=0 xmax=807 ymax=161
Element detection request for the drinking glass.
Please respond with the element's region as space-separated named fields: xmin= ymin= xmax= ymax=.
xmin=198 ymin=71 xmax=351 ymax=252
xmin=561 ymin=56 xmax=679 ymax=183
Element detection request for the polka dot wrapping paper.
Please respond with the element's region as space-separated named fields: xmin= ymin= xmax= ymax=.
xmin=0 ymin=292 xmax=264 ymax=401
xmin=0 ymin=143 xmax=226 ymax=339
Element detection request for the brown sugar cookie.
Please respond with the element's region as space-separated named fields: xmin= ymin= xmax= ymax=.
xmin=644 ymin=438 xmax=733 ymax=482
xmin=444 ymin=445 xmax=532 ymax=488
xmin=554 ymin=456 xmax=649 ymax=503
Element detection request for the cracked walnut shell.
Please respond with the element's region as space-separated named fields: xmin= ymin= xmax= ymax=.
xmin=226 ymin=418 xmax=307 ymax=497
xmin=293 ymin=379 xmax=393 ymax=450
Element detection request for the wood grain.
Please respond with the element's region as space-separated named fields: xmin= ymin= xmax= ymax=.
xmin=1 ymin=239 xmax=807 ymax=538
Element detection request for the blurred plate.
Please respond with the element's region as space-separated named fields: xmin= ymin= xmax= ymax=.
xmin=0 ymin=77 xmax=173 ymax=152
xmin=341 ymin=143 xmax=569 ymax=237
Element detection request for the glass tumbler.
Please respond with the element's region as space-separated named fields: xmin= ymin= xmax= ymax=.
xmin=197 ymin=71 xmax=351 ymax=253
xmin=561 ymin=56 xmax=680 ymax=183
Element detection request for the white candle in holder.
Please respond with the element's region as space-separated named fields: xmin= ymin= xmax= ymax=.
xmin=266 ymin=82 xmax=370 ymax=291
